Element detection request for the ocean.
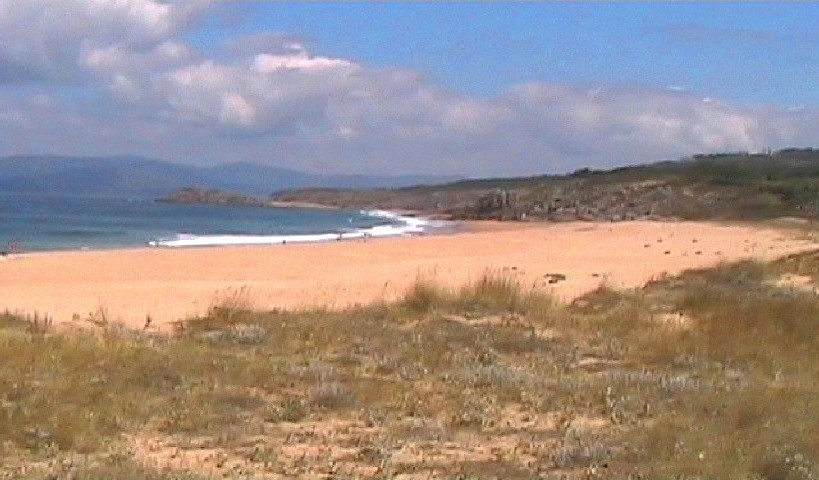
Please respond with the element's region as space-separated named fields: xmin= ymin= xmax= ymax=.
xmin=0 ymin=194 xmax=446 ymax=252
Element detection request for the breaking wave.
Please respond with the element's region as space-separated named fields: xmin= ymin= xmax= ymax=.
xmin=147 ymin=210 xmax=449 ymax=248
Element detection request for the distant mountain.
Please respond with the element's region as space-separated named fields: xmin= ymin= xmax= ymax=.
xmin=0 ymin=155 xmax=458 ymax=198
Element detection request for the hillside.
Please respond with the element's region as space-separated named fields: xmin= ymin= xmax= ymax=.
xmin=0 ymin=156 xmax=456 ymax=198
xmin=271 ymin=149 xmax=819 ymax=221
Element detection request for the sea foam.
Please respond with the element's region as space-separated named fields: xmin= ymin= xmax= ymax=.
xmin=147 ymin=210 xmax=444 ymax=248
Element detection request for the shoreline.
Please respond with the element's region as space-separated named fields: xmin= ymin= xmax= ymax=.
xmin=1 ymin=220 xmax=816 ymax=332
xmin=146 ymin=209 xmax=455 ymax=248
xmin=2 ymin=208 xmax=457 ymax=254
xmin=2 ymin=220 xmax=462 ymax=258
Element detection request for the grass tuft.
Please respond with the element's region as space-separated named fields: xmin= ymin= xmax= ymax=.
xmin=401 ymin=276 xmax=453 ymax=312
xmin=458 ymin=272 xmax=524 ymax=313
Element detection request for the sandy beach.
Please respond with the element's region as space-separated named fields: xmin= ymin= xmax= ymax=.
xmin=1 ymin=220 xmax=815 ymax=332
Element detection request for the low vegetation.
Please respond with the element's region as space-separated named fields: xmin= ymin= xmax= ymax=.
xmin=271 ymin=148 xmax=819 ymax=222
xmin=2 ymin=253 xmax=819 ymax=478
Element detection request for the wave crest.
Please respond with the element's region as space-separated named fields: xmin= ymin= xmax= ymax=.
xmin=148 ymin=210 xmax=444 ymax=248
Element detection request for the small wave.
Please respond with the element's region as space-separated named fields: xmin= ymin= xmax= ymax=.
xmin=148 ymin=210 xmax=443 ymax=248
xmin=361 ymin=209 xmax=437 ymax=229
xmin=51 ymin=228 xmax=118 ymax=238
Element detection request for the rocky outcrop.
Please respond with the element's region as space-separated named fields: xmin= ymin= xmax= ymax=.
xmin=469 ymin=189 xmax=528 ymax=220
xmin=456 ymin=180 xmax=707 ymax=222
xmin=240 ymin=151 xmax=819 ymax=222
xmin=158 ymin=188 xmax=268 ymax=207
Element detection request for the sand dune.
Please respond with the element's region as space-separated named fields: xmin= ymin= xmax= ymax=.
xmin=0 ymin=221 xmax=815 ymax=331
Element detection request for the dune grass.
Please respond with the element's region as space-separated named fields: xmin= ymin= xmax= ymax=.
xmin=1 ymin=260 xmax=818 ymax=478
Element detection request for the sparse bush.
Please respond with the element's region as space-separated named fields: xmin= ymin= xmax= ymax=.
xmin=197 ymin=322 xmax=266 ymax=344
xmin=402 ymin=277 xmax=452 ymax=312
xmin=310 ymin=382 xmax=354 ymax=409
xmin=289 ymin=360 xmax=337 ymax=382
xmin=755 ymin=448 xmax=818 ymax=480
xmin=203 ymin=285 xmax=257 ymax=327
xmin=266 ymin=397 xmax=306 ymax=423
xmin=459 ymin=272 xmax=524 ymax=313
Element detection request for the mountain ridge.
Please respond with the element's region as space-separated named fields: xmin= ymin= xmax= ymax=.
xmin=0 ymin=155 xmax=458 ymax=198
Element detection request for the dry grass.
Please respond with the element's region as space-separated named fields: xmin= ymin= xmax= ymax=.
xmin=2 ymin=256 xmax=819 ymax=478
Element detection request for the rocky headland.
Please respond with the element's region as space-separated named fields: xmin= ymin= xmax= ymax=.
xmin=161 ymin=149 xmax=819 ymax=223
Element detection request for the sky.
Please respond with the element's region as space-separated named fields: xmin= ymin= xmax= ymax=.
xmin=1 ymin=1 xmax=818 ymax=177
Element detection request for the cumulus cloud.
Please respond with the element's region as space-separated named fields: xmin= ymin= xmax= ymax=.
xmin=0 ymin=1 xmax=818 ymax=176
xmin=0 ymin=0 xmax=204 ymax=83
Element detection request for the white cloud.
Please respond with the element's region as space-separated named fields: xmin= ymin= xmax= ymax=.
xmin=0 ymin=0 xmax=203 ymax=83
xmin=0 ymin=1 xmax=817 ymax=176
xmin=219 ymin=92 xmax=256 ymax=128
xmin=252 ymin=50 xmax=357 ymax=73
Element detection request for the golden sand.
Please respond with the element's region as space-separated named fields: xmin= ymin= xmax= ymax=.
xmin=0 ymin=221 xmax=814 ymax=331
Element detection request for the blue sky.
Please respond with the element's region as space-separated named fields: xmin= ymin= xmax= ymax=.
xmin=1 ymin=2 xmax=818 ymax=176
xmin=193 ymin=2 xmax=819 ymax=106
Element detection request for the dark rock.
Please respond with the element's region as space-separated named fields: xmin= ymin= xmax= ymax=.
xmin=159 ymin=188 xmax=267 ymax=207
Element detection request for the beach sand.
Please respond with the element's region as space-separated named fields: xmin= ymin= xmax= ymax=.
xmin=1 ymin=220 xmax=815 ymax=331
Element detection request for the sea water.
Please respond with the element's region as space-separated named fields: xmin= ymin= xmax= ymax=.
xmin=0 ymin=194 xmax=448 ymax=252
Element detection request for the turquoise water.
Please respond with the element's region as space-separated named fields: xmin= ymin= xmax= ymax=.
xmin=0 ymin=194 xmax=415 ymax=252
